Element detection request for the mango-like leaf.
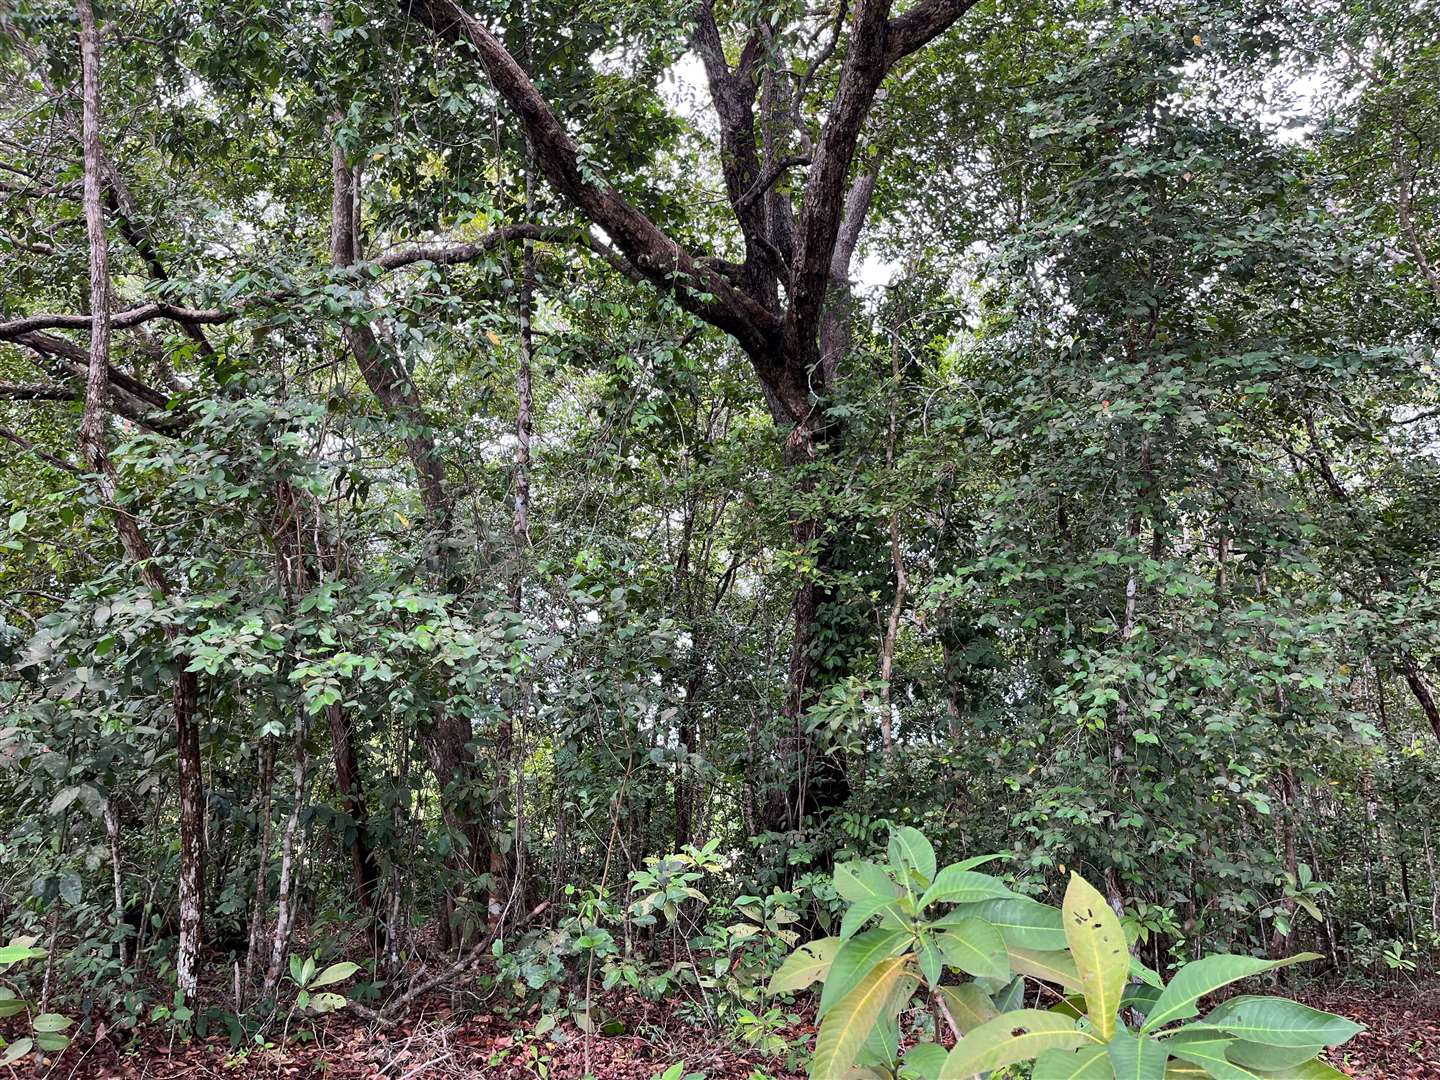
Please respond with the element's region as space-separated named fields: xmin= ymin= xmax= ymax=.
xmin=901 ymin=1042 xmax=950 ymax=1080
xmin=1161 ymin=1031 xmax=1256 ymax=1080
xmin=0 ymin=1038 xmax=32 ymax=1065
xmin=889 ymin=827 xmax=937 ymax=887
xmin=1201 ymin=995 xmax=1363 ymax=1048
xmin=1033 ymin=1046 xmax=1111 ymax=1079
xmin=1107 ymin=1027 xmax=1168 ymax=1080
xmin=964 ymin=897 xmax=1066 ymax=951
xmin=937 ymin=983 xmax=997 ymax=1034
xmin=812 ymin=955 xmax=914 ymax=1080
xmin=310 ymin=961 xmax=362 ymax=988
xmin=935 ymin=919 xmax=1008 ymax=980
xmin=818 ymin=928 xmax=909 ymax=1017
xmin=769 ymin=937 xmax=841 ymax=994
xmin=841 ymin=896 xmax=908 ymax=941
xmin=34 ymin=1032 xmax=69 ymax=1052
xmin=1062 ymin=873 xmax=1129 ymax=1040
xmin=994 ymin=974 xmax=1026 ymax=1012
xmin=937 ymin=1009 xmax=1090 ymax=1078
xmin=1227 ymin=1039 xmax=1327 ymax=1070
xmin=1256 ymin=1061 xmax=1347 ymax=1078
xmin=1006 ymin=945 xmax=1083 ymax=992
xmin=1131 ymin=954 xmax=1165 ymax=989
xmin=836 ymin=860 xmax=899 ymax=906
xmin=1142 ymin=953 xmax=1319 ymax=1032
xmin=920 ymin=868 xmax=1015 ymax=909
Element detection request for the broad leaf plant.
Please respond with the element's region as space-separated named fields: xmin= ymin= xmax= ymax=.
xmin=769 ymin=829 xmax=1362 ymax=1079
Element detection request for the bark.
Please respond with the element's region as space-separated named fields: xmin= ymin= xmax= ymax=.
xmin=263 ymin=724 xmax=306 ymax=1000
xmin=104 ymin=797 xmax=126 ymax=967
xmin=75 ymin=0 xmax=204 ymax=997
xmin=243 ymin=738 xmax=276 ymax=999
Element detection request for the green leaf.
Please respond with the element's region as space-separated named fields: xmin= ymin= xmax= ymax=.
xmin=936 ymin=1009 xmax=1090 ymax=1078
xmin=835 ymin=860 xmax=898 ymax=906
xmin=308 ymin=991 xmax=348 ymax=1013
xmin=310 ymin=961 xmax=362 ymax=988
xmin=937 ymin=983 xmax=997 ymax=1034
xmin=0 ymin=946 xmax=45 ymax=966
xmin=8 ymin=510 xmax=27 ymax=533
xmin=35 ymin=1032 xmax=70 ymax=1052
xmin=31 ymin=1013 xmax=70 ymax=1033
xmin=1107 ymin=1027 xmax=1168 ymax=1080
xmin=935 ymin=919 xmax=1009 ymax=980
xmin=1161 ymin=1031 xmax=1257 ymax=1080
xmin=964 ymin=897 xmax=1067 ymax=951
xmin=818 ymin=928 xmax=909 ymax=1017
xmin=1142 ymin=954 xmax=1319 ymax=1032
xmin=0 ymin=1038 xmax=32 ymax=1065
xmin=920 ymin=868 xmax=1015 ymax=909
xmin=889 ymin=827 xmax=937 ymax=886
xmin=769 ymin=937 xmax=840 ymax=994
xmin=1062 ymin=873 xmax=1129 ymax=1040
xmin=1227 ymin=1040 xmax=1328 ymax=1070
xmin=1201 ymin=996 xmax=1363 ymax=1048
xmin=841 ymin=896 xmax=908 ymax=941
xmin=1033 ymin=1046 xmax=1111 ymax=1079
xmin=902 ymin=1042 xmax=950 ymax=1080
xmin=1006 ymin=945 xmax=1083 ymax=992
xmin=812 ymin=955 xmax=914 ymax=1080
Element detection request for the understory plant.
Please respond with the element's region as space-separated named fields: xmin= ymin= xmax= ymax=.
xmin=769 ymin=828 xmax=1362 ymax=1078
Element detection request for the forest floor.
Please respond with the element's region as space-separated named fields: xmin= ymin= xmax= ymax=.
xmin=32 ymin=984 xmax=1437 ymax=1079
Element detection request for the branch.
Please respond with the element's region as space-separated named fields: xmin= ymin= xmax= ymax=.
xmin=403 ymin=0 xmax=783 ymax=367
xmin=885 ymin=0 xmax=984 ymax=66
xmin=0 ymin=383 xmax=78 ymax=401
xmin=0 ymin=424 xmax=78 ymax=474
xmin=0 ymin=225 xmax=602 ymax=341
xmin=737 ymin=155 xmax=811 ymax=210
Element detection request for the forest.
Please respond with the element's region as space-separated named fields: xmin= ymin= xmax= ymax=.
xmin=1 ymin=0 xmax=1438 ymax=1075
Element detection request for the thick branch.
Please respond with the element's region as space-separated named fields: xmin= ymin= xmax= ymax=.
xmin=0 ymin=383 xmax=77 ymax=401
xmin=885 ymin=0 xmax=984 ymax=65
xmin=403 ymin=0 xmax=784 ymax=367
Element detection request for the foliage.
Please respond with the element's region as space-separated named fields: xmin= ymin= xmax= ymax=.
xmin=772 ymin=828 xmax=1362 ymax=1079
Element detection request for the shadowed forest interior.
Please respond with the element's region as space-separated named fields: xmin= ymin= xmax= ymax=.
xmin=1 ymin=0 xmax=1439 ymax=1075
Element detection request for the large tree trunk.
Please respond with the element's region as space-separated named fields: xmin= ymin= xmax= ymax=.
xmin=76 ymin=0 xmax=204 ymax=998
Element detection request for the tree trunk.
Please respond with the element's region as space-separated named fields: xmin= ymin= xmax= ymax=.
xmin=76 ymin=0 xmax=204 ymax=997
xmin=263 ymin=723 xmax=306 ymax=1000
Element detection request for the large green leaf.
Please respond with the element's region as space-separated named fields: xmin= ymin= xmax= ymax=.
xmin=901 ymin=1042 xmax=950 ymax=1080
xmin=812 ymin=955 xmax=914 ymax=1080
xmin=842 ymin=896 xmax=909 ymax=941
xmin=889 ymin=827 xmax=937 ymax=887
xmin=836 ymin=861 xmax=900 ymax=907
xmin=769 ymin=937 xmax=841 ymax=994
xmin=1062 ymin=873 xmax=1129 ymax=1040
xmin=1141 ymin=953 xmax=1319 ymax=1032
xmin=310 ymin=961 xmax=362 ymax=988
xmin=1006 ymin=944 xmax=1083 ymax=992
xmin=1032 ymin=1046 xmax=1111 ymax=1079
xmin=920 ymin=868 xmax=1015 ymax=909
xmin=1201 ymin=996 xmax=1364 ymax=1048
xmin=963 ymin=897 xmax=1066 ymax=951
xmin=1107 ymin=1027 xmax=1168 ymax=1080
xmin=937 ymin=1009 xmax=1091 ymax=1079
xmin=1161 ymin=1031 xmax=1259 ymax=1080
xmin=937 ymin=983 xmax=997 ymax=1034
xmin=935 ymin=919 xmax=1008 ymax=980
xmin=1227 ymin=1040 xmax=1328 ymax=1070
xmin=818 ymin=928 xmax=909 ymax=1017
xmin=1254 ymin=1061 xmax=1347 ymax=1078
